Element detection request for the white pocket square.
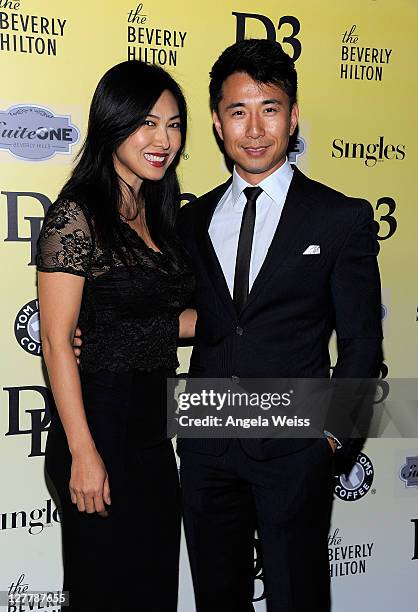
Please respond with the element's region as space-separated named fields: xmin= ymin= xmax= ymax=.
xmin=303 ymin=245 xmax=320 ymax=255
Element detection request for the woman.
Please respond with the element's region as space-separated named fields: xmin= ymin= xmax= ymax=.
xmin=37 ymin=60 xmax=195 ymax=611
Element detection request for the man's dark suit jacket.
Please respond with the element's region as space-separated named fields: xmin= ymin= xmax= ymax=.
xmin=176 ymin=166 xmax=383 ymax=472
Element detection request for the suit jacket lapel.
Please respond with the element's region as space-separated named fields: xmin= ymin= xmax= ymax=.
xmin=244 ymin=166 xmax=314 ymax=313
xmin=195 ymin=178 xmax=237 ymax=320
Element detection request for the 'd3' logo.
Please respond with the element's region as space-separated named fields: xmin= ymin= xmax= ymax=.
xmin=233 ymin=11 xmax=302 ymax=61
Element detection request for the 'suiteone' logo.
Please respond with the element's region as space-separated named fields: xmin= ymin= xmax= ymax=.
xmin=0 ymin=104 xmax=79 ymax=161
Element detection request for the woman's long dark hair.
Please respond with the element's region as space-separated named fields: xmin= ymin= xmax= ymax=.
xmin=59 ymin=60 xmax=187 ymax=255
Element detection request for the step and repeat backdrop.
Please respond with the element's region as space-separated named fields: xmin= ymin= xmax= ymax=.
xmin=0 ymin=0 xmax=417 ymax=610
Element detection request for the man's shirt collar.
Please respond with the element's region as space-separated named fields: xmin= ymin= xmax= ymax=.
xmin=231 ymin=159 xmax=293 ymax=207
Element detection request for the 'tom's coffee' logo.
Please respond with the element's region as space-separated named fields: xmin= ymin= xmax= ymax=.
xmin=334 ymin=452 xmax=374 ymax=501
xmin=15 ymin=299 xmax=41 ymax=356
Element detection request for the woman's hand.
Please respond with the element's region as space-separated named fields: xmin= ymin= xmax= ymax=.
xmin=179 ymin=308 xmax=197 ymax=338
xmin=70 ymin=446 xmax=111 ymax=517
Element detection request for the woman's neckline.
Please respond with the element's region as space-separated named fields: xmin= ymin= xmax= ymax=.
xmin=118 ymin=216 xmax=164 ymax=255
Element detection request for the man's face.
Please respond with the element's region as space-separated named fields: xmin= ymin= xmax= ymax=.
xmin=213 ymin=72 xmax=299 ymax=185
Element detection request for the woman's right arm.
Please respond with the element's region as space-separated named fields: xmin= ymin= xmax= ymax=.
xmin=38 ymin=271 xmax=111 ymax=517
xmin=37 ymin=200 xmax=111 ymax=516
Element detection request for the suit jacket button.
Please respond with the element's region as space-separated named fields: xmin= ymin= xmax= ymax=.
xmin=231 ymin=375 xmax=240 ymax=383
xmin=235 ymin=326 xmax=244 ymax=336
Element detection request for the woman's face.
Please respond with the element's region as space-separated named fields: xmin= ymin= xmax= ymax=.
xmin=113 ymin=89 xmax=182 ymax=191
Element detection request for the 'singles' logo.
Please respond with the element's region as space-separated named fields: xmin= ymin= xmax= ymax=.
xmin=332 ymin=136 xmax=405 ymax=167
xmin=15 ymin=299 xmax=41 ymax=357
xmin=0 ymin=499 xmax=60 ymax=535
xmin=0 ymin=104 xmax=79 ymax=161
xmin=4 ymin=385 xmax=53 ymax=457
xmin=334 ymin=452 xmax=374 ymax=501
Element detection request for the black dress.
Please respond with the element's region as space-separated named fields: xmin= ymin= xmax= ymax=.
xmin=37 ymin=199 xmax=194 ymax=612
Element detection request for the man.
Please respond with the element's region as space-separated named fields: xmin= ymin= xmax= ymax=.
xmin=73 ymin=38 xmax=382 ymax=611
xmin=176 ymin=39 xmax=383 ymax=612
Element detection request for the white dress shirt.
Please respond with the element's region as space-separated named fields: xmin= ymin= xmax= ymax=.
xmin=209 ymin=159 xmax=294 ymax=296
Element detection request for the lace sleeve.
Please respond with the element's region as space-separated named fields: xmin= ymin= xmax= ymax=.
xmin=36 ymin=200 xmax=93 ymax=277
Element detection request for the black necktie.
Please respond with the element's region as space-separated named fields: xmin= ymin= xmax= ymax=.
xmin=233 ymin=186 xmax=263 ymax=313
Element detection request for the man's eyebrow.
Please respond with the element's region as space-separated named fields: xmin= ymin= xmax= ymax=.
xmin=224 ymin=102 xmax=246 ymax=111
xmin=262 ymin=98 xmax=283 ymax=106
xmin=224 ymin=99 xmax=283 ymax=111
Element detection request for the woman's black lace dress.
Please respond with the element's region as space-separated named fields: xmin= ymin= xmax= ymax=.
xmin=37 ymin=199 xmax=194 ymax=612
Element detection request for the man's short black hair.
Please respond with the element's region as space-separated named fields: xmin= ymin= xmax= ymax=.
xmin=209 ymin=39 xmax=297 ymax=112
